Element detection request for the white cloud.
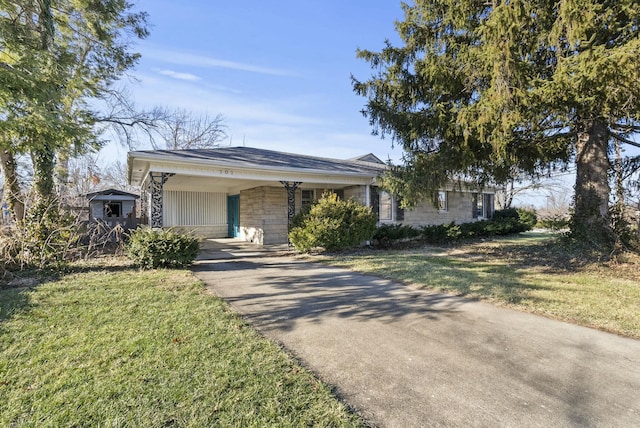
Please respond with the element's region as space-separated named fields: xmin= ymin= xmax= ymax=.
xmin=143 ymin=47 xmax=296 ymax=77
xmin=108 ymin=69 xmax=404 ymax=162
xmin=132 ymin=71 xmax=322 ymax=126
xmin=156 ymin=69 xmax=201 ymax=81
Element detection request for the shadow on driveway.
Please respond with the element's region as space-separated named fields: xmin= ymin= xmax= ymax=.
xmin=193 ymin=247 xmax=640 ymax=428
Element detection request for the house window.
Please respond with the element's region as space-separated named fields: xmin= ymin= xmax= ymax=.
xmin=437 ymin=191 xmax=448 ymax=211
xmin=379 ymin=191 xmax=393 ymax=221
xmin=322 ymin=189 xmax=344 ymax=200
xmin=473 ymin=193 xmax=494 ymax=219
xmin=301 ymin=189 xmax=314 ymax=212
xmin=483 ymin=194 xmax=494 ymax=218
xmin=104 ymin=202 xmax=121 ymax=218
xmin=476 ymin=193 xmax=483 ymax=218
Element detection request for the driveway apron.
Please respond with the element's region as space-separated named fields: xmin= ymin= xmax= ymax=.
xmin=192 ymin=241 xmax=640 ymax=428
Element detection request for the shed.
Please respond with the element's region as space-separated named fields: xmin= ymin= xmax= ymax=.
xmin=86 ymin=188 xmax=140 ymax=229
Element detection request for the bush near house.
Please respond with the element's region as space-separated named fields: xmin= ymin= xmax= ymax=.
xmin=289 ymin=193 xmax=377 ymax=253
xmin=374 ymin=208 xmax=537 ymax=247
xmin=373 ymin=224 xmax=421 ymax=248
xmin=126 ymin=227 xmax=200 ymax=269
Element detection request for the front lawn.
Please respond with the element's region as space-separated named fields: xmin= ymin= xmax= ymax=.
xmin=0 ymin=263 xmax=362 ymax=427
xmin=323 ymin=232 xmax=640 ymax=339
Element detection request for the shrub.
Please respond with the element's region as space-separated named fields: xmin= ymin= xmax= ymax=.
xmin=126 ymin=227 xmax=200 ymax=269
xmin=420 ymin=223 xmax=456 ymax=244
xmin=493 ymin=208 xmax=520 ymax=220
xmin=515 ymin=208 xmax=538 ymax=230
xmin=418 ymin=215 xmax=532 ymax=245
xmin=369 ymin=208 xmax=538 ymax=248
xmin=537 ymin=214 xmax=569 ymax=231
xmin=289 ymin=193 xmax=377 ymax=252
xmin=1 ymin=201 xmax=82 ymax=272
xmin=373 ymin=224 xmax=420 ymax=247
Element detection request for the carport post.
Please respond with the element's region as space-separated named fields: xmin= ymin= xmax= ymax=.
xmin=148 ymin=172 xmax=175 ymax=228
xmin=280 ymin=181 xmax=302 ymax=244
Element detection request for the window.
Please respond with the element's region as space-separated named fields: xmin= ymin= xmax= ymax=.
xmin=104 ymin=202 xmax=121 ymax=218
xmin=437 ymin=191 xmax=448 ymax=211
xmin=379 ymin=191 xmax=392 ymax=221
xmin=476 ymin=193 xmax=484 ymax=218
xmin=322 ymin=189 xmax=344 ymax=200
xmin=483 ymin=194 xmax=494 ymax=218
xmin=473 ymin=193 xmax=494 ymax=219
xmin=301 ymin=189 xmax=314 ymax=212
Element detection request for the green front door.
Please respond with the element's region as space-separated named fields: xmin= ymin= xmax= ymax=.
xmin=227 ymin=195 xmax=240 ymax=238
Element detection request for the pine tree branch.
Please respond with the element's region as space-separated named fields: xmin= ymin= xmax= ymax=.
xmin=611 ymin=122 xmax=640 ymax=132
xmin=611 ymin=132 xmax=640 ymax=148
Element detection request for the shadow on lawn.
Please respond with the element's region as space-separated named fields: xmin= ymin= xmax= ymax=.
xmin=0 ymin=285 xmax=31 ymax=326
xmin=315 ymin=232 xmax=601 ymax=307
xmin=0 ymin=258 xmax=135 ymax=329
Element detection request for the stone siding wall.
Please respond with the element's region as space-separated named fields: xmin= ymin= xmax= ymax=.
xmin=240 ymin=186 xmax=289 ymax=245
xmin=403 ymin=191 xmax=475 ymax=226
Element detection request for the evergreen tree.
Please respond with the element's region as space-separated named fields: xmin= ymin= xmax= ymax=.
xmin=353 ymin=0 xmax=640 ymax=249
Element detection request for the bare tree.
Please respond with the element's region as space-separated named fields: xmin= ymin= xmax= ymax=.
xmin=100 ymin=160 xmax=138 ymax=192
xmin=148 ymin=106 xmax=226 ymax=150
xmin=65 ymin=154 xmax=103 ymax=199
xmin=495 ymin=178 xmax=542 ymax=210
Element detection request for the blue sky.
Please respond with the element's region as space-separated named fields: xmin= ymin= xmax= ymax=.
xmin=101 ymin=0 xmax=407 ymax=163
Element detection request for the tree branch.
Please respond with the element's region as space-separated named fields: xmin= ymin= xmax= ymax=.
xmin=611 ymin=132 xmax=640 ymax=148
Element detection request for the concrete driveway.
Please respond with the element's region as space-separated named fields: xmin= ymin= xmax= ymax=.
xmin=193 ymin=240 xmax=640 ymax=427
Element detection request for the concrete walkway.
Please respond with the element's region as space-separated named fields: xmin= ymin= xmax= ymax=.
xmin=193 ymin=240 xmax=640 ymax=427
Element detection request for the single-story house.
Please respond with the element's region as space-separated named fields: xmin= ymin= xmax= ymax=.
xmin=86 ymin=188 xmax=139 ymax=229
xmin=127 ymin=147 xmax=495 ymax=245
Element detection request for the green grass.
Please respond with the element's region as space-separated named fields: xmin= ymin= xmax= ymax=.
xmin=323 ymin=232 xmax=640 ymax=339
xmin=0 ymin=262 xmax=362 ymax=427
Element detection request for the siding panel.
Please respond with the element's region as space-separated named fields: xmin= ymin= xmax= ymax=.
xmin=164 ymin=191 xmax=226 ymax=226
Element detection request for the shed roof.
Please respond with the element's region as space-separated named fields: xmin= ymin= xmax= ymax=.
xmin=86 ymin=188 xmax=139 ymax=200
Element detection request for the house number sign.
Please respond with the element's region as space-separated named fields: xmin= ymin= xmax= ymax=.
xmin=219 ymin=169 xmax=234 ymax=175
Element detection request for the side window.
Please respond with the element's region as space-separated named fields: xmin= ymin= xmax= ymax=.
xmin=301 ymin=190 xmax=314 ymax=212
xmin=379 ymin=191 xmax=392 ymax=221
xmin=472 ymin=193 xmax=493 ymax=218
xmin=437 ymin=191 xmax=448 ymax=211
xmin=476 ymin=194 xmax=484 ymax=218
xmin=483 ymin=194 xmax=494 ymax=218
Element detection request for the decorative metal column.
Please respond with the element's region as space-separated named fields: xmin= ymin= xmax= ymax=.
xmin=280 ymin=181 xmax=302 ymax=234
xmin=149 ymin=172 xmax=175 ymax=228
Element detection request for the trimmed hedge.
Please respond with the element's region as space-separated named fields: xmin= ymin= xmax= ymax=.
xmin=373 ymin=224 xmax=421 ymax=248
xmin=126 ymin=227 xmax=200 ymax=269
xmin=374 ymin=208 xmax=537 ymax=247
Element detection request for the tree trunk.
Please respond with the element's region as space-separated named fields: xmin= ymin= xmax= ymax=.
xmin=571 ymin=119 xmax=613 ymax=244
xmin=31 ymin=143 xmax=57 ymax=204
xmin=55 ymin=149 xmax=70 ymax=207
xmin=0 ymin=148 xmax=25 ymax=221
